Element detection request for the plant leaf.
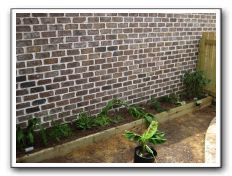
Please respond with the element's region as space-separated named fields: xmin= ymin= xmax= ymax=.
xmin=145 ymin=145 xmax=154 ymax=156
xmin=142 ymin=121 xmax=158 ymax=140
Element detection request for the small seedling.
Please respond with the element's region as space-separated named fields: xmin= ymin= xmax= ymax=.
xmin=109 ymin=115 xmax=123 ymax=124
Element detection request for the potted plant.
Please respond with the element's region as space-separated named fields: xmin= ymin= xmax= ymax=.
xmin=124 ymin=121 xmax=166 ymax=163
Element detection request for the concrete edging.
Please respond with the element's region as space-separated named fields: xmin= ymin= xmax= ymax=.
xmin=16 ymin=96 xmax=213 ymax=163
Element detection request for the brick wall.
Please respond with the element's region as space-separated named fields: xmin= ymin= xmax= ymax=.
xmin=15 ymin=12 xmax=216 ymax=127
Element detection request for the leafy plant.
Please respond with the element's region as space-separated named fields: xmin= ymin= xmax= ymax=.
xmin=16 ymin=118 xmax=39 ymax=148
xmin=38 ymin=122 xmax=48 ymax=146
xmin=75 ymin=111 xmax=95 ymax=130
xmin=148 ymin=97 xmax=166 ymax=113
xmin=99 ymin=98 xmax=127 ymax=116
xmin=128 ymin=105 xmax=145 ymax=119
xmin=110 ymin=115 xmax=124 ymax=124
xmin=124 ymin=121 xmax=166 ymax=157
xmin=16 ymin=126 xmax=25 ymax=149
xmin=50 ymin=121 xmax=72 ymax=142
xmin=182 ymin=70 xmax=210 ymax=99
xmin=94 ymin=115 xmax=110 ymax=127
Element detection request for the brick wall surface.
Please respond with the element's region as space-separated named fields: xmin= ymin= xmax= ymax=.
xmin=15 ymin=13 xmax=216 ymax=127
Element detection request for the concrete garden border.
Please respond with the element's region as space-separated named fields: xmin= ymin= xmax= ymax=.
xmin=16 ymin=96 xmax=213 ymax=163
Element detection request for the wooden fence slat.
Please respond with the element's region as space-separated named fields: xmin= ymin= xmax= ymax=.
xmin=197 ymin=32 xmax=216 ymax=97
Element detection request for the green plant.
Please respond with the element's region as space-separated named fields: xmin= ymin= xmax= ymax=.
xmin=99 ymin=98 xmax=127 ymax=116
xmin=16 ymin=118 xmax=39 ymax=148
xmin=148 ymin=97 xmax=166 ymax=113
xmin=50 ymin=121 xmax=72 ymax=142
xmin=75 ymin=111 xmax=95 ymax=130
xmin=38 ymin=122 xmax=48 ymax=146
xmin=128 ymin=105 xmax=145 ymax=119
xmin=124 ymin=121 xmax=166 ymax=157
xmin=94 ymin=115 xmax=110 ymax=127
xmin=182 ymin=70 xmax=210 ymax=99
xmin=16 ymin=126 xmax=25 ymax=149
xmin=110 ymin=115 xmax=124 ymax=124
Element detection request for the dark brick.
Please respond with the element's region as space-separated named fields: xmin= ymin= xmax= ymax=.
xmin=95 ymin=47 xmax=106 ymax=52
xmin=28 ymin=74 xmax=43 ymax=80
xmin=42 ymin=31 xmax=56 ymax=38
xmin=38 ymin=79 xmax=52 ymax=85
xmin=73 ymin=30 xmax=86 ymax=36
xmin=40 ymin=91 xmax=54 ymax=98
xmin=41 ymin=17 xmax=55 ymax=24
xmin=58 ymin=30 xmax=72 ymax=36
xmin=61 ymin=81 xmax=74 ymax=87
xmin=52 ymin=64 xmax=65 ymax=70
xmin=24 ymin=32 xmax=40 ymax=39
xmin=67 ymin=62 xmax=80 ymax=68
xmin=107 ymin=46 xmax=118 ymax=51
xmin=23 ymin=18 xmax=39 ymax=24
xmin=44 ymin=58 xmax=58 ymax=65
xmin=26 ymin=107 xmax=40 ymax=114
xmin=16 ymin=102 xmax=30 ymax=109
xmin=60 ymin=56 xmax=73 ymax=63
xmin=59 ymin=43 xmax=72 ymax=49
xmin=16 ymin=13 xmax=30 ymax=17
xmin=21 ymin=81 xmax=35 ymax=88
xmin=18 ymin=68 xmax=34 ymax=75
xmin=35 ymin=52 xmax=50 ymax=59
xmin=48 ymin=95 xmax=61 ymax=102
xmin=36 ymin=66 xmax=50 ymax=72
xmin=67 ymin=49 xmax=80 ymax=55
xmin=26 ymin=46 xmax=41 ymax=53
xmin=34 ymin=39 xmax=48 ymax=45
xmin=16 ymin=89 xmax=28 ymax=96
xmin=16 ymin=76 xmax=26 ymax=82
xmin=16 ymin=26 xmax=31 ymax=32
xmin=76 ymin=78 xmax=87 ymax=84
xmin=50 ymin=13 xmax=64 ymax=17
xmin=42 ymin=44 xmax=57 ymax=51
xmin=17 ymin=54 xmax=33 ymax=61
xmin=30 ymin=86 xmax=44 ymax=93
xmin=46 ymin=83 xmax=60 ymax=90
xmin=65 ymin=37 xmax=79 ymax=43
xmin=33 ymin=25 xmax=48 ymax=31
xmin=52 ymin=50 xmax=65 ymax=57
xmin=32 ymin=13 xmax=47 ymax=17
xmin=16 ymin=33 xmax=22 ymax=40
xmin=32 ymin=99 xmax=46 ymax=106
xmin=56 ymin=100 xmax=69 ymax=107
xmin=62 ymin=92 xmax=75 ymax=99
xmin=72 ymin=17 xmax=86 ymax=23
xmin=68 ymin=74 xmax=81 ymax=80
xmin=65 ymin=24 xmax=79 ymax=30
xmin=76 ymin=90 xmax=88 ymax=96
xmin=102 ymin=85 xmax=112 ymax=91
xmin=16 ymin=40 xmax=32 ymax=47
xmin=41 ymin=103 xmax=55 ymax=110
xmin=53 ymin=76 xmax=67 ymax=82
xmin=50 ymin=37 xmax=63 ymax=44
xmin=45 ymin=71 xmax=59 ymax=78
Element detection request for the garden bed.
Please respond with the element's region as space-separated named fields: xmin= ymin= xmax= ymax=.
xmin=16 ymin=96 xmax=213 ymax=163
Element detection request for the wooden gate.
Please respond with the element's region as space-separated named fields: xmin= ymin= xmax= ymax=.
xmin=197 ymin=32 xmax=216 ymax=97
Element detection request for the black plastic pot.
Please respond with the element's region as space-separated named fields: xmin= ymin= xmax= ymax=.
xmin=134 ymin=146 xmax=157 ymax=163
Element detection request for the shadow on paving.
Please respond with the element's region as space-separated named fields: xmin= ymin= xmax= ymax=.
xmin=41 ymin=105 xmax=216 ymax=163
